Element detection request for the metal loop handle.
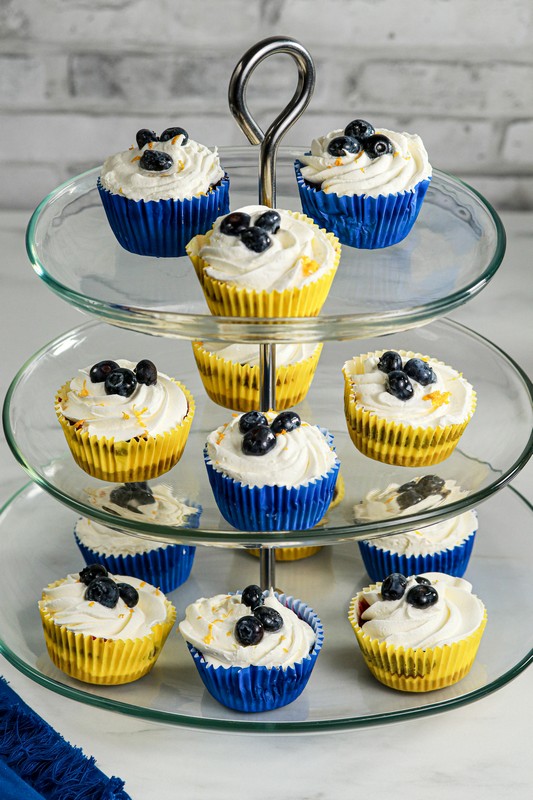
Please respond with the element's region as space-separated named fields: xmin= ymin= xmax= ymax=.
xmin=228 ymin=36 xmax=315 ymax=208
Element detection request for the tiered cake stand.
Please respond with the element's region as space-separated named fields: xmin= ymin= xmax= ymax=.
xmin=1 ymin=39 xmax=532 ymax=731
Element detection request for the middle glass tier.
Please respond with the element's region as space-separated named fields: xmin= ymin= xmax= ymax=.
xmin=4 ymin=318 xmax=532 ymax=547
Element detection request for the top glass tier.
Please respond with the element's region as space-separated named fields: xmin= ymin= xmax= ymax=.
xmin=26 ymin=147 xmax=505 ymax=343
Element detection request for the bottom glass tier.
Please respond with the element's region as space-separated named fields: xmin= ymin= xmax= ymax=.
xmin=1 ymin=483 xmax=531 ymax=731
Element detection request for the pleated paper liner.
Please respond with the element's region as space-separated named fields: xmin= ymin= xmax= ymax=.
xmin=348 ymin=592 xmax=487 ymax=692
xmin=186 ymin=211 xmax=340 ymax=317
xmin=55 ymin=381 xmax=195 ymax=482
xmin=191 ymin=341 xmax=323 ymax=412
xmin=39 ymin=583 xmax=176 ymax=685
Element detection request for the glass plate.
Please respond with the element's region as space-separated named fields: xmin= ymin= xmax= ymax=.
xmin=0 ymin=482 xmax=531 ymax=732
xmin=3 ymin=318 xmax=532 ymax=547
xmin=26 ymin=148 xmax=505 ymax=343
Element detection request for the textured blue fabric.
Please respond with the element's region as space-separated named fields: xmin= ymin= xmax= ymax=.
xmin=0 ymin=759 xmax=46 ymax=800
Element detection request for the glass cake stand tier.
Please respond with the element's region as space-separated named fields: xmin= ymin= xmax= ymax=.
xmin=26 ymin=148 xmax=505 ymax=344
xmin=0 ymin=482 xmax=531 ymax=732
xmin=3 ymin=318 xmax=532 ymax=547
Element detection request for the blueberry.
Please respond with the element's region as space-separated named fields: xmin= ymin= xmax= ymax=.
xmin=159 ymin=126 xmax=188 ymax=145
xmin=255 ymin=210 xmax=281 ymax=234
xmin=104 ymin=368 xmax=137 ymax=398
xmin=414 ymin=576 xmax=432 ymax=585
xmin=241 ymin=584 xmax=264 ymax=610
xmin=238 ymin=411 xmax=268 ymax=434
xmin=110 ymin=482 xmax=155 ymax=512
xmin=387 ymin=370 xmax=414 ymax=401
xmin=344 ymin=119 xmax=375 ymax=141
xmin=79 ymin=563 xmax=108 ymax=586
xmin=242 ymin=425 xmax=277 ymax=456
xmin=403 ymin=358 xmax=436 ymax=387
xmin=327 ymin=135 xmax=361 ymax=157
xmin=398 ymin=481 xmax=417 ymax=493
xmin=136 ymin=129 xmax=158 ymax=149
xmin=406 ymin=584 xmax=439 ymax=608
xmin=416 ymin=475 xmax=445 ymax=497
xmin=240 ymin=226 xmax=271 ymax=253
xmin=377 ymin=351 xmax=402 ymax=374
xmin=220 ymin=212 xmax=251 ymax=237
xmin=235 ymin=615 xmax=264 ymax=646
xmin=270 ymin=410 xmax=301 ymax=434
xmin=254 ymin=605 xmax=283 ymax=632
xmin=135 ymin=359 xmax=158 ymax=386
xmin=364 ymin=134 xmax=394 ymax=159
xmin=89 ymin=360 xmax=119 ymax=383
xmin=139 ymin=150 xmax=174 ymax=172
xmin=84 ymin=577 xmax=120 ymax=608
xmin=397 ymin=489 xmax=424 ymax=511
xmin=116 ymin=582 xmax=139 ymax=608
xmin=381 ymin=573 xmax=407 ymax=601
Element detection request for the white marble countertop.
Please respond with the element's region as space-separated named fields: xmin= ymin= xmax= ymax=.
xmin=0 ymin=210 xmax=531 ymax=799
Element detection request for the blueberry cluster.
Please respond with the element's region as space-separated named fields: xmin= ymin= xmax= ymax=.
xmin=89 ymin=359 xmax=158 ymax=398
xmin=135 ymin=127 xmax=189 ymax=172
xmin=381 ymin=573 xmax=439 ymax=609
xmin=79 ymin=564 xmax=139 ymax=609
xmin=234 ymin=584 xmax=284 ymax=646
xmin=108 ymin=481 xmax=155 ymax=514
xmin=395 ymin=474 xmax=447 ymax=511
xmin=377 ymin=350 xmax=437 ymax=401
xmin=238 ymin=410 xmax=301 ymax=457
xmin=327 ymin=119 xmax=393 ymax=160
xmin=219 ymin=210 xmax=281 ymax=253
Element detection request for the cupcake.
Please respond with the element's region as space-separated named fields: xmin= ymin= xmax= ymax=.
xmin=191 ymin=340 xmax=323 ymax=411
xmin=348 ymin=572 xmax=487 ymax=692
xmin=55 ymin=358 xmax=195 ymax=482
xmin=187 ymin=205 xmax=340 ymax=317
xmin=98 ymin=126 xmax=229 ymax=257
xmin=295 ymin=118 xmax=432 ymax=249
xmin=179 ymin=585 xmax=323 ymax=712
xmin=204 ymin=410 xmax=340 ymax=531
xmin=343 ymin=349 xmax=476 ymax=467
xmin=75 ymin=481 xmax=201 ymax=592
xmin=38 ymin=565 xmax=175 ymax=685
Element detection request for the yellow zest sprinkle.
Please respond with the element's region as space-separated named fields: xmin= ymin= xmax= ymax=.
xmin=178 ymin=160 xmax=185 ymax=171
xmin=216 ymin=432 xmax=226 ymax=445
xmin=154 ymin=589 xmax=161 ymax=596
xmin=415 ymin=530 xmax=422 ymax=536
xmin=77 ymin=379 xmax=89 ymax=398
xmin=119 ymin=188 xmax=124 ymax=194
xmin=354 ymin=150 xmax=364 ymax=162
xmin=327 ymin=164 xmax=333 ymax=169
xmin=386 ymin=497 xmax=394 ymax=504
xmin=334 ymin=158 xmax=343 ymax=166
xmin=129 ymin=608 xmax=134 ymax=613
xmin=132 ymin=405 xmax=149 ymax=430
xmin=119 ymin=613 xmax=125 ymax=618
xmin=88 ymin=601 xmax=95 ymax=607
xmin=359 ymin=167 xmax=365 ymax=173
xmin=122 ymin=411 xmax=130 ymax=420
xmin=232 ymin=413 xmax=239 ymax=418
xmin=129 ymin=145 xmax=134 ymax=150
xmin=226 ymin=630 xmax=232 ymax=636
xmin=283 ymin=648 xmax=289 ymax=653
xmin=147 ymin=141 xmax=154 ymax=149
xmin=203 ymin=623 xmax=214 ymax=645
xmin=172 ymin=135 xmax=180 ymax=145
xmin=140 ymin=581 xmax=146 ymax=587
xmin=131 ymin=155 xmax=141 ymax=162
xmin=393 ymin=151 xmax=399 ymax=158
xmin=423 ymin=390 xmax=452 ymax=410
xmin=301 ymin=256 xmax=320 ymax=277
xmin=196 ymin=615 xmax=202 ymax=620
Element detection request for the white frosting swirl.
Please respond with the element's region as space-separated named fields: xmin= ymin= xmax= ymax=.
xmin=84 ymin=484 xmax=198 ymax=530
xmin=57 ymin=359 xmax=189 ymax=440
xmin=39 ymin=572 xmax=170 ymax=640
xmin=100 ymin=133 xmax=225 ymax=202
xmin=364 ymin=511 xmax=478 ymax=557
xmin=197 ymin=341 xmax=319 ymax=367
xmin=344 ymin=350 xmax=474 ymax=428
xmin=358 ymin=573 xmax=485 ymax=648
xmin=353 ymin=479 xmax=468 ymax=521
xmin=206 ymin=412 xmax=338 ymax=489
xmin=299 ymin=127 xmax=431 ymax=198
xmin=179 ymin=591 xmax=316 ymax=668
xmin=199 ymin=205 xmax=337 ymax=292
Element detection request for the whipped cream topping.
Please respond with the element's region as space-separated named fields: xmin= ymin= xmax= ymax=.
xmin=344 ymin=350 xmax=474 ymax=428
xmin=298 ymin=127 xmax=432 ymax=198
xmin=57 ymin=359 xmax=189 ymax=440
xmin=358 ymin=572 xmax=485 ymax=649
xmin=196 ymin=341 xmax=319 ymax=367
xmin=179 ymin=591 xmax=316 ymax=668
xmin=363 ymin=510 xmax=478 ymax=557
xmin=84 ymin=483 xmax=198 ymax=530
xmin=198 ymin=205 xmax=337 ymax=292
xmin=206 ymin=412 xmax=338 ymax=489
xmin=353 ymin=479 xmax=468 ymax=521
xmin=100 ymin=133 xmax=225 ymax=202
xmin=39 ymin=572 xmax=170 ymax=640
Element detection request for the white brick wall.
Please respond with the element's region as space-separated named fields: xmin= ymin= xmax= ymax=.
xmin=1 ymin=0 xmax=533 ymax=209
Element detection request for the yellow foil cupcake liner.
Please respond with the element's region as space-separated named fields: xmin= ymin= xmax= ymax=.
xmin=191 ymin=341 xmax=323 ymax=411
xmin=348 ymin=592 xmax=487 ymax=692
xmin=55 ymin=381 xmax=195 ymax=483
xmin=39 ymin=584 xmax=176 ymax=685
xmin=343 ymin=351 xmax=477 ymax=467
xmin=187 ymin=212 xmax=340 ymax=318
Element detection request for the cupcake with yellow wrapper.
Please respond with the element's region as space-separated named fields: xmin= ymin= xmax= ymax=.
xmin=348 ymin=572 xmax=487 ymax=692
xmin=55 ymin=358 xmax=195 ymax=482
xmin=187 ymin=205 xmax=340 ymax=317
xmin=38 ymin=564 xmax=175 ymax=685
xmin=343 ymin=349 xmax=476 ymax=467
xmin=192 ymin=340 xmax=323 ymax=412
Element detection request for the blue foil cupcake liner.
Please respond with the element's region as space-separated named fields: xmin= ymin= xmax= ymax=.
xmin=294 ymin=160 xmax=430 ymax=249
xmin=97 ymin=174 xmax=230 ymax=257
xmin=186 ymin=592 xmax=324 ymax=712
xmin=204 ymin=429 xmax=340 ymax=532
xmin=358 ymin=529 xmax=477 ymax=582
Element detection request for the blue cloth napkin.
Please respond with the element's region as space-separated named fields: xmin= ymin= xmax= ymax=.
xmin=0 ymin=676 xmax=131 ymax=800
